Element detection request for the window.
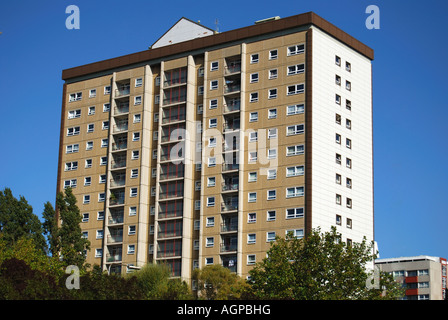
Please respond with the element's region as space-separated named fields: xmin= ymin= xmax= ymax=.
xmin=208 ymin=157 xmax=216 ymax=167
xmin=336 ymin=114 xmax=341 ymax=125
xmin=208 ymin=137 xmax=217 ymax=148
xmin=346 ymin=138 xmax=352 ymax=149
xmin=83 ymin=195 xmax=90 ymax=204
xmin=346 ymin=80 xmax=351 ymax=91
xmin=287 ymin=64 xmax=305 ymax=75
xmin=127 ymin=245 xmax=135 ymax=254
xmin=155 ymin=77 xmax=161 ymax=86
xmin=248 ymin=192 xmax=257 ymax=202
xmin=206 ymin=237 xmax=214 ymax=247
xmin=287 ymin=44 xmax=305 ymax=56
xmin=248 ymin=212 xmax=256 ymax=223
xmin=268 ymin=108 xmax=277 ymax=119
xmin=249 ymin=112 xmax=258 ymax=122
xmin=99 ymin=174 xmax=106 ymax=184
xmin=247 ymin=234 xmax=256 ymax=244
xmin=68 ymin=109 xmax=81 ymax=119
xmin=210 ymin=61 xmax=219 ymax=71
xmin=249 ymin=151 xmax=257 ymax=162
xmin=286 ymin=165 xmax=304 ymax=177
xmin=86 ymin=141 xmax=93 ymax=150
xmin=267 ymin=148 xmax=277 ymax=159
xmin=103 ymin=103 xmax=111 ymax=112
xmin=102 ymin=121 xmax=109 ymax=130
xmin=154 ymin=95 xmax=160 ymax=104
xmin=335 ymin=55 xmax=341 ymax=66
xmin=286 ymin=144 xmax=304 ymax=156
xmin=346 ymin=61 xmax=351 ymax=72
xmin=66 ymin=144 xmax=79 ymax=154
xmin=207 ymin=177 xmax=216 ymax=187
xmin=286 ymin=207 xmax=304 ymax=219
xmin=347 ymin=218 xmax=352 ymax=229
xmin=268 ymin=128 xmax=277 ymax=139
xmin=104 ymin=86 xmax=111 ymax=95
xmin=335 ymin=94 xmax=341 ymax=105
xmin=210 ymin=80 xmax=218 ymax=90
xmin=250 ymin=53 xmax=259 ymax=63
xmin=267 ymin=190 xmax=276 ymax=200
xmin=248 ymin=172 xmax=257 ymax=182
xmin=268 ymin=88 xmax=277 ymax=99
xmin=209 ymin=99 xmax=218 ymax=109
xmin=67 ymin=126 xmax=80 ymax=136
xmin=132 ymin=150 xmax=139 ymax=160
xmin=194 ymin=200 xmax=201 ymax=210
xmin=266 ymin=232 xmax=276 ymax=242
xmin=269 ymin=69 xmax=278 ymax=79
xmin=134 ymin=96 xmax=142 ymax=105
xmin=249 ymin=131 xmax=258 ymax=142
xmin=250 ymin=92 xmax=259 ymax=102
xmin=197 ymin=104 xmax=203 ymax=114
xmin=197 ymin=86 xmax=204 ymax=95
xmin=206 ymin=217 xmax=214 ymax=227
xmin=195 ymin=181 xmax=201 ymax=191
xmin=287 ymin=84 xmax=304 ymax=95
xmin=287 ymin=124 xmax=304 ymax=135
xmin=84 ymin=177 xmax=91 ymax=186
xmin=336 ymin=153 xmax=342 ymax=164
xmin=250 ymin=73 xmax=259 ymax=83
xmin=130 ymin=188 xmax=138 ymax=197
xmin=336 ymin=215 xmax=342 ymax=225
xmin=336 ymin=173 xmax=341 ymax=184
xmin=346 ymin=99 xmax=352 ymax=110
xmin=207 ymin=197 xmax=215 ymax=207
xmin=131 ymin=169 xmax=138 ymax=178
xmin=336 ymin=194 xmax=342 ymax=205
xmin=89 ymin=89 xmax=96 ymax=98
xmin=133 ymin=132 xmax=140 ymax=141
xmin=346 ymin=119 xmax=351 ymax=129
xmin=346 ymin=198 xmax=352 ymax=208
xmin=286 ymin=186 xmax=304 ymax=198
xmin=88 ymin=106 xmax=95 ymax=115
xmin=287 ymin=104 xmax=305 ymax=115
xmin=205 ymin=257 xmax=213 ymax=265
xmin=135 ymin=78 xmax=143 ymax=87
xmin=335 ymin=75 xmax=341 ymax=86
xmin=267 ymin=169 xmax=277 ymax=180
xmin=85 ymin=159 xmax=92 ymax=169
xmin=64 ymin=179 xmax=77 ymax=189
xmin=198 ymin=67 xmax=204 ymax=77
xmin=69 ymin=92 xmax=82 ymax=102
xmin=101 ymin=139 xmax=108 ymax=148
xmin=95 ymin=248 xmax=103 ymax=258
xmin=336 ymin=133 xmax=341 ymax=144
xmin=209 ymin=118 xmax=217 ymax=128
xmin=129 ymin=207 xmax=137 ymax=216
xmin=346 ymin=157 xmax=352 ymax=168
xmin=98 ymin=193 xmax=105 ymax=202
xmin=65 ymin=161 xmax=78 ymax=171
xmin=128 ymin=225 xmax=136 ymax=235
xmin=286 ymin=229 xmax=304 ymax=239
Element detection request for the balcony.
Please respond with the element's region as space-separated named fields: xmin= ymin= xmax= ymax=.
xmin=107 ymin=234 xmax=123 ymax=244
xmin=222 ymin=255 xmax=237 ymax=273
xmin=110 ymin=178 xmax=126 ymax=188
xmin=223 ymin=98 xmax=240 ymax=113
xmin=114 ymin=102 xmax=129 ymax=115
xmin=164 ymin=67 xmax=187 ymax=87
xmin=115 ymin=85 xmax=130 ymax=97
xmin=111 ymin=159 xmax=126 ymax=169
xmin=112 ymin=142 xmax=127 ymax=151
xmin=106 ymin=253 xmax=122 ymax=262
xmin=222 ymin=182 xmax=238 ymax=192
xmin=221 ymin=222 xmax=238 ymax=233
xmin=163 ymin=86 xmax=187 ymax=106
xmin=225 ymin=60 xmax=241 ymax=75
xmin=224 ymin=83 xmax=241 ymax=94
xmin=109 ymin=194 xmax=125 ymax=206
xmin=158 ymin=221 xmax=183 ymax=239
xmin=220 ymin=236 xmax=237 ymax=253
xmin=221 ymin=198 xmax=238 ymax=212
xmin=222 ymin=163 xmax=239 ymax=172
xmin=113 ymin=122 xmax=128 ymax=133
xmin=108 ymin=214 xmax=124 ymax=225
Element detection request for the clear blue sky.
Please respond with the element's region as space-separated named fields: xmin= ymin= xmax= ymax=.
xmin=1 ymin=0 xmax=447 ymax=260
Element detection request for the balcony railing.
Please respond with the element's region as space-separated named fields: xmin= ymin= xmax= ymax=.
xmin=115 ymin=87 xmax=130 ymax=97
xmin=221 ymin=201 xmax=238 ymax=212
xmin=224 ymin=84 xmax=241 ymax=94
xmin=225 ymin=63 xmax=241 ymax=74
xmin=109 ymin=197 xmax=125 ymax=206
xmin=223 ymin=101 xmax=240 ymax=113
xmin=164 ymin=77 xmax=187 ymax=87
xmin=221 ymin=223 xmax=238 ymax=233
xmin=222 ymin=163 xmax=239 ymax=172
xmin=107 ymin=234 xmax=123 ymax=244
xmin=112 ymin=142 xmax=127 ymax=151
xmin=110 ymin=179 xmax=126 ymax=188
xmin=113 ymin=123 xmax=128 ymax=133
xmin=108 ymin=215 xmax=124 ymax=225
xmin=106 ymin=253 xmax=122 ymax=262
xmin=114 ymin=103 xmax=129 ymax=115
xmin=222 ymin=182 xmax=239 ymax=192
xmin=163 ymin=95 xmax=187 ymax=106
xmin=220 ymin=242 xmax=237 ymax=253
xmin=111 ymin=160 xmax=126 ymax=169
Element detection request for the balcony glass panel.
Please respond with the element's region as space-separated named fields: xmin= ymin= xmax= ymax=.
xmin=159 ymin=200 xmax=183 ymax=219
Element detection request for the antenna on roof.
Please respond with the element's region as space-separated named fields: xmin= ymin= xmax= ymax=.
xmin=215 ymin=18 xmax=219 ymax=33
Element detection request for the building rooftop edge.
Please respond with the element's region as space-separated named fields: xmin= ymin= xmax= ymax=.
xmin=61 ymin=11 xmax=374 ymax=81
xmin=376 ymin=255 xmax=444 ymax=264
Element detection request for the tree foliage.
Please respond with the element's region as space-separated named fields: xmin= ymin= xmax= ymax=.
xmin=0 ymin=188 xmax=47 ymax=253
xmin=193 ymin=264 xmax=250 ymax=300
xmin=248 ymin=227 xmax=404 ymax=300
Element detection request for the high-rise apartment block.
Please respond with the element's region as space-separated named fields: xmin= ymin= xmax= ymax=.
xmin=376 ymin=256 xmax=447 ymax=300
xmin=57 ymin=12 xmax=374 ymax=284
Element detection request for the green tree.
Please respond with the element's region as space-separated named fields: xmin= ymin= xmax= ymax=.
xmin=193 ymin=264 xmax=249 ymax=300
xmin=42 ymin=201 xmax=59 ymax=257
xmin=55 ymin=187 xmax=90 ymax=270
xmin=0 ymin=188 xmax=47 ymax=253
xmin=248 ymin=227 xmax=403 ymax=300
xmin=128 ymin=263 xmax=192 ymax=300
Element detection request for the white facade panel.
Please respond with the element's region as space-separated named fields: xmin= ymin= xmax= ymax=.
xmin=311 ymin=26 xmax=373 ymax=244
